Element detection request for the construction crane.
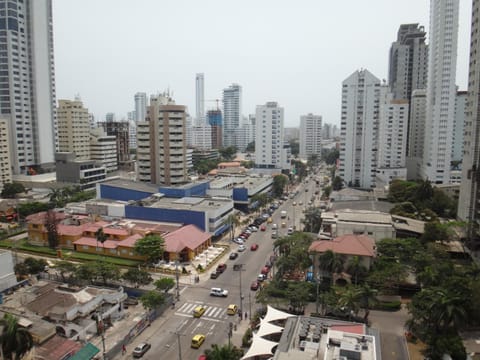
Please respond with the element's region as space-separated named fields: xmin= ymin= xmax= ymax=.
xmin=205 ymin=99 xmax=221 ymax=111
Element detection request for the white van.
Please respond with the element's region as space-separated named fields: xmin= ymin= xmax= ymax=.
xmin=280 ymin=211 xmax=287 ymax=219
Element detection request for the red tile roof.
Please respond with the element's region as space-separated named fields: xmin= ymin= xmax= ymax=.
xmin=73 ymin=237 xmax=118 ymax=249
xmin=35 ymin=335 xmax=82 ymax=360
xmin=164 ymin=224 xmax=211 ymax=253
xmin=330 ymin=324 xmax=365 ymax=335
xmin=57 ymin=224 xmax=85 ymax=236
xmin=308 ymin=234 xmax=376 ymax=257
xmin=118 ymin=233 xmax=143 ymax=248
xmin=26 ymin=211 xmax=68 ymax=224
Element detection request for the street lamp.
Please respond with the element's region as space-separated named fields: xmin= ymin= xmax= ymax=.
xmin=292 ymin=203 xmax=296 ymax=230
xmin=235 ymin=264 xmax=245 ymax=320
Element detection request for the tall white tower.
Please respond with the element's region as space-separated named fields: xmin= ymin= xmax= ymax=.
xmin=222 ymin=84 xmax=242 ymax=148
xmin=299 ymin=114 xmax=322 ymax=160
xmin=1 ymin=0 xmax=57 ymax=175
xmin=195 ymin=73 xmax=205 ymax=124
xmin=255 ymin=102 xmax=284 ymax=169
xmin=339 ymin=69 xmax=382 ymax=188
xmin=421 ymin=0 xmax=459 ymax=184
xmin=134 ymin=92 xmax=147 ymax=123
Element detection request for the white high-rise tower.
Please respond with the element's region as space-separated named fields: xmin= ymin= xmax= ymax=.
xmin=299 ymin=114 xmax=322 ymax=160
xmin=134 ymin=92 xmax=147 ymax=123
xmin=222 ymin=84 xmax=242 ymax=148
xmin=255 ymin=102 xmax=284 ymax=169
xmin=1 ymin=0 xmax=57 ymax=175
xmin=195 ymin=73 xmax=205 ymax=124
xmin=421 ymin=0 xmax=459 ymax=184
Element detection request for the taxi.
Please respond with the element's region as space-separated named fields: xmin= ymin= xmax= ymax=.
xmin=193 ymin=305 xmax=206 ymax=318
xmin=191 ymin=334 xmax=206 ymax=349
xmin=281 ymin=222 xmax=287 ymax=228
xmin=227 ymin=304 xmax=238 ymax=315
xmin=267 ymin=217 xmax=273 ymax=224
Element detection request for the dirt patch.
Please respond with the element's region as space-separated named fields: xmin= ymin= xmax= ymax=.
xmin=407 ymin=339 xmax=427 ymax=360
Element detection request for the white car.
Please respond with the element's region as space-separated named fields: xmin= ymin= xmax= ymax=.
xmin=233 ymin=238 xmax=244 ymax=245
xmin=287 ymin=227 xmax=294 ymax=235
xmin=210 ymin=287 xmax=229 ymax=297
xmin=238 ymin=244 xmax=246 ymax=252
xmin=249 ymin=226 xmax=258 ymax=232
xmin=272 ymin=223 xmax=278 ymax=230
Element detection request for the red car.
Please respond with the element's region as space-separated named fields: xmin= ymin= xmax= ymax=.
xmin=260 ymin=225 xmax=267 ymax=231
xmin=250 ymin=281 xmax=260 ymax=291
xmin=240 ymin=232 xmax=250 ymax=239
xmin=250 ymin=243 xmax=259 ymax=251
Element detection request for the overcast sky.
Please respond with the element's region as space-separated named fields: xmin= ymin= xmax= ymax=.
xmin=53 ymin=0 xmax=472 ymax=127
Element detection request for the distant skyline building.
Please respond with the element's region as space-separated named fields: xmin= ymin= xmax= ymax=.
xmin=2 ymin=0 xmax=57 ymax=175
xmin=128 ymin=120 xmax=137 ymax=150
xmin=105 ymin=112 xmax=115 ymax=122
xmin=406 ymin=89 xmax=427 ymax=179
xmin=255 ymin=102 xmax=284 ymax=169
xmin=195 ymin=73 xmax=205 ymax=123
xmin=388 ymin=23 xmax=428 ymax=100
xmin=57 ymin=99 xmax=91 ymax=160
xmin=222 ymin=84 xmax=242 ymax=148
xmin=458 ymin=0 xmax=480 ymax=237
xmin=0 ymin=118 xmax=12 ymax=189
xmin=90 ymin=127 xmax=118 ymax=173
xmin=134 ymin=92 xmax=147 ymax=123
xmin=137 ymin=95 xmax=188 ymax=185
xmin=339 ymin=69 xmax=382 ymax=188
xmin=299 ymin=113 xmax=323 ymax=160
xmin=421 ymin=0 xmax=459 ymax=184
xmin=452 ymin=90 xmax=467 ymax=163
xmin=207 ymin=109 xmax=223 ymax=149
xmin=191 ymin=124 xmax=212 ymax=150
xmin=98 ymin=120 xmax=130 ymax=164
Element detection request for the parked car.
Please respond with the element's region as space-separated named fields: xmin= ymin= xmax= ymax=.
xmin=210 ymin=272 xmax=219 ymax=279
xmin=250 ymin=281 xmax=260 ymax=291
xmin=287 ymin=227 xmax=294 ymax=235
xmin=271 ymin=231 xmax=278 ymax=239
xmin=229 ymin=252 xmax=239 ymax=260
xmin=261 ymin=266 xmax=270 ymax=275
xmin=238 ymin=244 xmax=246 ymax=252
xmin=239 ymin=232 xmax=250 ymax=239
xmin=272 ymin=223 xmax=278 ymax=230
xmin=250 ymin=243 xmax=259 ymax=251
xmin=210 ymin=287 xmax=229 ymax=297
xmin=260 ymin=225 xmax=266 ymax=231
xmin=233 ymin=237 xmax=244 ymax=245
xmin=257 ymin=274 xmax=267 ymax=282
xmin=133 ymin=343 xmax=151 ymax=358
xmin=216 ymin=263 xmax=227 ymax=273
xmin=248 ymin=225 xmax=258 ymax=232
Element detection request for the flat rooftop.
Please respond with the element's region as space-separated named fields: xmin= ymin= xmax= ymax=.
xmin=138 ymin=194 xmax=232 ymax=211
xmin=101 ymin=179 xmax=158 ymax=193
xmin=208 ymin=175 xmax=272 ymax=191
xmin=322 ymin=210 xmax=392 ymax=225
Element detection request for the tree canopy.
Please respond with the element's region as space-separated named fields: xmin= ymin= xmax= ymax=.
xmin=0 ymin=182 xmax=25 ymax=199
xmin=272 ymin=175 xmax=288 ymax=197
xmin=134 ymin=234 xmax=165 ymax=264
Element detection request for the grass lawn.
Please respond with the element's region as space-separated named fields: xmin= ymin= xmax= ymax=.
xmin=0 ymin=238 xmax=141 ymax=267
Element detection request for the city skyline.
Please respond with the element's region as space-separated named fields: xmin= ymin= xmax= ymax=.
xmin=53 ymin=0 xmax=472 ymax=127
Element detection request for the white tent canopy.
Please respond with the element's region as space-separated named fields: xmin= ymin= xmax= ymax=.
xmin=263 ymin=305 xmax=295 ymax=323
xmin=241 ymin=334 xmax=278 ymax=360
xmin=257 ymin=318 xmax=284 ymax=338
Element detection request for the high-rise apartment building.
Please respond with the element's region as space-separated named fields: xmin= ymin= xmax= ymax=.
xmin=452 ymin=91 xmax=467 ymax=163
xmin=458 ymin=0 xmax=480 ymax=228
xmin=207 ymin=109 xmax=222 ymax=149
xmin=236 ymin=115 xmax=255 ymax=152
xmin=406 ymin=89 xmax=427 ymax=179
xmin=1 ymin=0 xmax=57 ymax=175
xmin=137 ymin=95 xmax=188 ymax=185
xmin=89 ymin=127 xmax=117 ymax=173
xmin=222 ymin=84 xmax=242 ymax=148
xmin=128 ymin=120 xmax=136 ymax=150
xmin=196 ymin=73 xmax=205 ymax=123
xmin=134 ymin=92 xmax=147 ymax=123
xmin=388 ymin=23 xmax=428 ymax=100
xmin=191 ymin=124 xmax=212 ymax=150
xmin=98 ymin=120 xmax=130 ymax=163
xmin=255 ymin=102 xmax=284 ymax=169
xmin=421 ymin=0 xmax=459 ymax=184
xmin=339 ymin=69 xmax=382 ymax=188
xmin=57 ymin=100 xmax=90 ymax=160
xmin=0 ymin=118 xmax=12 ymax=189
xmin=299 ymin=113 xmax=322 ymax=160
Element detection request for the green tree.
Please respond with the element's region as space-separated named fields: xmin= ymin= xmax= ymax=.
xmin=23 ymin=257 xmax=47 ymax=274
xmin=134 ymin=234 xmax=165 ymax=265
xmin=92 ymin=262 xmax=120 ymax=285
xmin=139 ymin=290 xmax=165 ymax=310
xmin=218 ymin=146 xmax=237 ymax=160
xmin=421 ymin=222 xmax=450 ymax=243
xmin=223 ymin=214 xmax=240 ymax=242
xmin=17 ymin=201 xmax=51 ymax=217
xmin=286 ymin=282 xmax=311 ymax=313
xmin=0 ymin=313 xmax=34 ymax=360
xmin=318 ymin=250 xmax=345 ymax=283
xmin=346 ymin=256 xmax=367 ymax=285
xmin=45 ymin=209 xmax=59 ymax=249
xmin=336 ymin=286 xmax=362 ymax=318
xmin=55 ymin=260 xmax=78 ymax=282
xmin=322 ymin=148 xmax=339 ymax=165
xmin=76 ymin=262 xmax=97 ymax=284
xmin=272 ymin=174 xmax=288 ymax=197
xmin=307 ymin=154 xmax=319 ymax=167
xmin=1 ymin=183 xmax=25 ymax=199
xmin=322 ymin=186 xmax=332 ymax=199
xmin=204 ymin=344 xmax=243 ymax=360
xmin=415 ymin=179 xmax=434 ymax=203
xmin=357 ymin=284 xmax=378 ymax=322
xmin=13 ymin=263 xmax=28 ymax=277
xmin=95 ymin=227 xmax=108 ymax=252
xmin=122 ymin=268 xmax=153 ymax=287
xmin=154 ymin=278 xmax=175 ymax=293
xmin=331 ymin=176 xmax=343 ymax=191
xmin=302 ymin=207 xmax=322 ymax=233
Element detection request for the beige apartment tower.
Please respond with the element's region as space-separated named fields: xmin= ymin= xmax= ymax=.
xmin=137 ymin=94 xmax=188 ymax=185
xmin=57 ymin=99 xmax=90 ymax=160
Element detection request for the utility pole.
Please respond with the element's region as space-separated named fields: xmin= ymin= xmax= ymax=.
xmin=171 ymin=330 xmax=184 ymax=360
xmin=236 ymin=264 xmax=245 ymax=320
xmin=248 ymin=292 xmax=252 ymax=320
xmin=228 ymin=322 xmax=233 ymax=346
xmin=175 ymin=255 xmax=180 ymax=300
xmin=97 ymin=312 xmax=107 ymax=360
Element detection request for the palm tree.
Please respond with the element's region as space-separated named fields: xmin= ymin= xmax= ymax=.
xmin=318 ymin=250 xmax=345 ymax=284
xmin=204 ymin=343 xmax=243 ymax=360
xmin=223 ymin=214 xmax=240 ymax=242
xmin=0 ymin=313 xmax=34 ymax=360
xmin=346 ymin=256 xmax=367 ymax=285
xmin=357 ymin=284 xmax=378 ymax=323
xmin=95 ymin=227 xmax=108 ymax=253
xmin=336 ymin=286 xmax=361 ymax=318
xmin=429 ymin=289 xmax=468 ymax=333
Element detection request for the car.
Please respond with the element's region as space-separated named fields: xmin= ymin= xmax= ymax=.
xmin=257 ymin=274 xmax=267 ymax=282
xmin=281 ymin=222 xmax=287 ymax=228
xmin=292 ymin=201 xmax=297 ymax=206
xmin=193 ymin=305 xmax=206 ymax=318
xmin=250 ymin=281 xmax=260 ymax=291
xmin=261 ymin=266 xmax=270 ymax=275
xmin=267 ymin=217 xmax=273 ymax=224
xmin=260 ymin=225 xmax=266 ymax=231
xmin=210 ymin=272 xmax=219 ymax=279
xmin=244 ymin=229 xmax=252 ymax=235
xmin=239 ymin=232 xmax=250 ymax=239
xmin=299 ymin=201 xmax=303 ymax=205
xmin=261 ymin=213 xmax=270 ymax=219
xmin=250 ymin=243 xmax=259 ymax=251
xmin=198 ymin=356 xmax=207 ymax=360
xmin=229 ymin=252 xmax=239 ymax=260
xmin=216 ymin=263 xmax=227 ymax=273
xmin=191 ymin=334 xmax=206 ymax=349
xmin=271 ymin=231 xmax=278 ymax=239
xmin=210 ymin=287 xmax=229 ymax=297
xmin=272 ymin=223 xmax=278 ymax=229
xmin=227 ymin=304 xmax=238 ymax=315
xmin=132 ymin=343 xmax=151 ymax=358
xmin=233 ymin=237 xmax=244 ymax=245
xmin=248 ymin=225 xmax=258 ymax=232
xmin=287 ymin=227 xmax=294 ymax=235
xmin=238 ymin=244 xmax=246 ymax=252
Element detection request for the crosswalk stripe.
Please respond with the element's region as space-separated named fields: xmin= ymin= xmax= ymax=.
xmin=212 ymin=307 xmax=223 ymax=317
xmin=205 ymin=307 xmax=215 ymax=317
xmin=178 ymin=303 xmax=191 ymax=312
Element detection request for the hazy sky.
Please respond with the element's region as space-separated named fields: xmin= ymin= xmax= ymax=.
xmin=53 ymin=0 xmax=472 ymax=127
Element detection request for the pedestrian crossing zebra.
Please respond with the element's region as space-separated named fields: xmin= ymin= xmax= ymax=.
xmin=175 ymin=302 xmax=229 ymax=321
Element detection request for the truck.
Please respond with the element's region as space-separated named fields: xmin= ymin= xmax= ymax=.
xmin=280 ymin=210 xmax=287 ymax=219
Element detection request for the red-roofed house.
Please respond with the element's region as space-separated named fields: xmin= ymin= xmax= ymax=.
xmin=163 ymin=224 xmax=212 ymax=262
xmin=309 ymin=234 xmax=376 ymax=283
